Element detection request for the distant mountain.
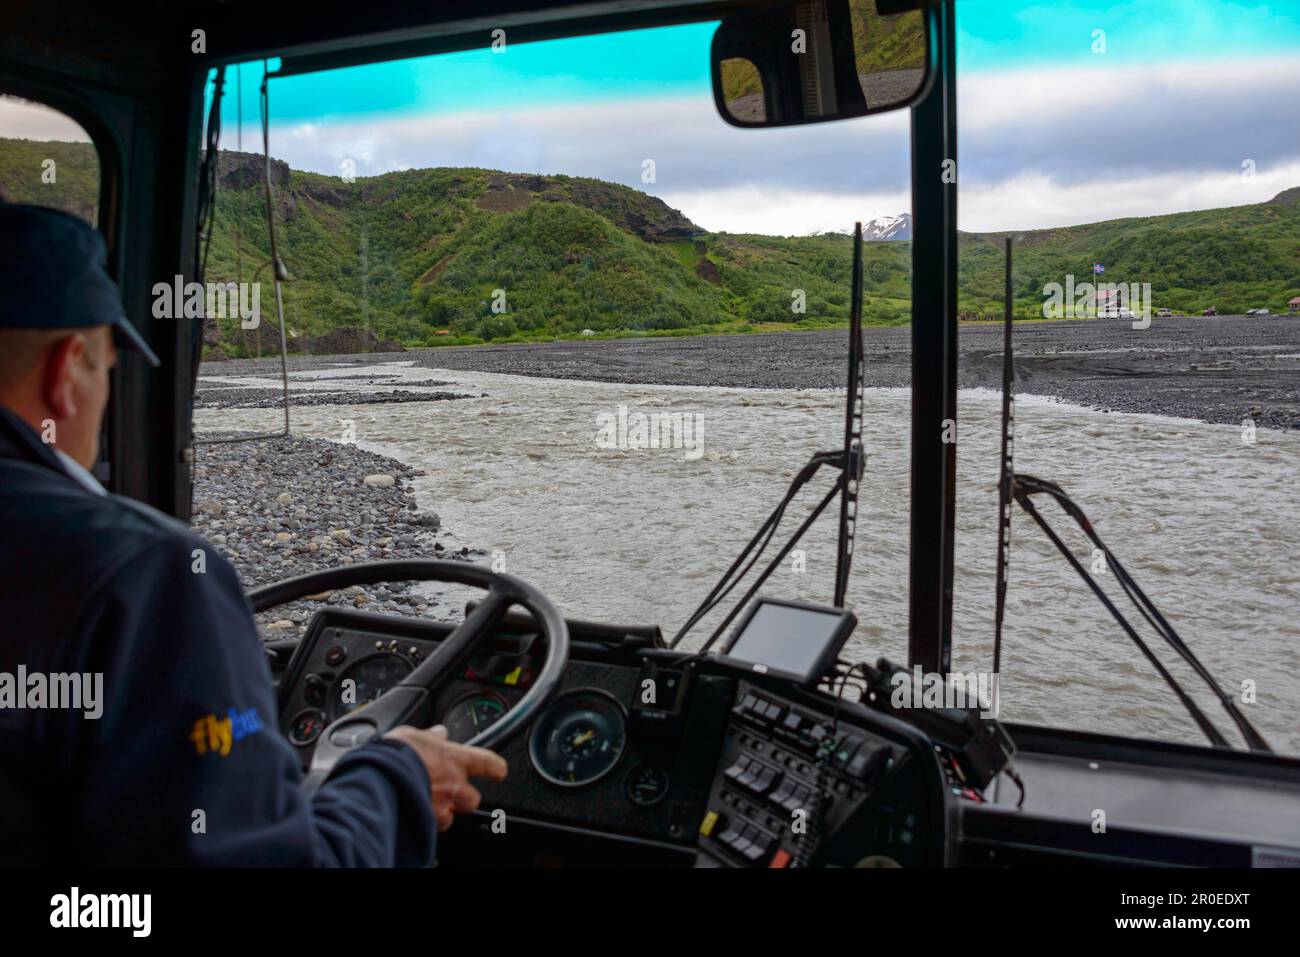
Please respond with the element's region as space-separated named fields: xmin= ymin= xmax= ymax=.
xmin=863 ymin=213 xmax=911 ymax=241
xmin=1 ymin=137 xmax=1296 ymax=354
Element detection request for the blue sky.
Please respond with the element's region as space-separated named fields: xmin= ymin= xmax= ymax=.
xmin=957 ymin=0 xmax=1300 ymax=69
xmin=215 ymin=1 xmax=1300 ymax=124
xmin=195 ymin=0 xmax=1300 ymax=233
xmin=11 ymin=0 xmax=1294 ymax=234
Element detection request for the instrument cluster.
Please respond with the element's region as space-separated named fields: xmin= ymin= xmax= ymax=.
xmin=278 ymin=619 xmax=648 ymax=795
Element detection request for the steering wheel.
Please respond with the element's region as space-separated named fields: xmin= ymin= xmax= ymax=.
xmin=248 ymin=559 xmax=570 ymax=794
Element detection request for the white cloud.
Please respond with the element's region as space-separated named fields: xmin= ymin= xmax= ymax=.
xmin=660 ymin=186 xmax=912 ymax=236
xmin=960 ymin=162 xmax=1300 ymax=233
xmin=228 ymin=55 xmax=1300 ymax=234
xmin=0 ymin=95 xmax=92 ymax=142
xmin=251 ymin=95 xmax=911 ymax=234
xmin=959 ymin=56 xmax=1300 ymax=129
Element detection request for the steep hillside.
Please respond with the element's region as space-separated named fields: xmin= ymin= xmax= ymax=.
xmin=1 ymin=137 xmax=1297 ymax=356
xmin=0 ymin=137 xmax=99 ymax=222
xmin=198 ymin=150 xmax=913 ymax=352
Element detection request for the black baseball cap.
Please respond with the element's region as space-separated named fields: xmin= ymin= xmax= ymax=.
xmin=0 ymin=202 xmax=160 ymax=367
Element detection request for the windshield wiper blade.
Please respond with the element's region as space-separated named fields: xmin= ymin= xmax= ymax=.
xmin=995 ymin=238 xmax=1270 ymax=753
xmin=833 ymin=222 xmax=867 ymax=606
xmin=672 ymin=223 xmax=868 ymax=650
xmin=1013 ymin=473 xmax=1270 ymax=752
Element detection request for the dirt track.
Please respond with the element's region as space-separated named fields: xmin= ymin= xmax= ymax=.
xmin=205 ymin=314 xmax=1300 ymax=430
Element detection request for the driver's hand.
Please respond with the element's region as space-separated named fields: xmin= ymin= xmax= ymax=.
xmin=384 ymin=724 xmax=509 ymax=831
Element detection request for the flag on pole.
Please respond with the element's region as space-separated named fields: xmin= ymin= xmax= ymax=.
xmin=1093 ymin=263 xmax=1105 ymax=274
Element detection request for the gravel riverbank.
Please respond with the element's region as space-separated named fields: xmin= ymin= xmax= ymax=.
xmin=195 ymin=386 xmax=479 ymax=410
xmin=203 ymin=314 xmax=1300 ymax=430
xmin=192 ymin=435 xmax=483 ymax=638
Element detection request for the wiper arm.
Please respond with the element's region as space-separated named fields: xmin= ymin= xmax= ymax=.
xmin=1013 ymin=474 xmax=1269 ymax=752
xmin=672 ymin=223 xmax=869 ymax=651
xmin=993 ymin=238 xmax=1270 ymax=753
xmin=669 ymin=451 xmax=844 ymax=650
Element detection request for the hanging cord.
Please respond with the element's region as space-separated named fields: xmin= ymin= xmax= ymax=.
xmin=193 ymin=62 xmax=295 ymax=448
xmin=235 ymin=62 xmax=243 ymax=297
xmin=260 ymin=63 xmax=293 ymax=437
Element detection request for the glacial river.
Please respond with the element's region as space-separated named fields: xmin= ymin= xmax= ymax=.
xmin=195 ymin=361 xmax=1300 ymax=754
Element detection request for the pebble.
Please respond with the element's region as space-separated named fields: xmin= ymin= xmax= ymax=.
xmin=193 ymin=435 xmax=483 ymax=639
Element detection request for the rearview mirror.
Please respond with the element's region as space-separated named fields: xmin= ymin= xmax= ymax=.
xmin=711 ymin=0 xmax=930 ymax=128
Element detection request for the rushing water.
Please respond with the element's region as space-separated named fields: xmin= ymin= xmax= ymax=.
xmin=196 ymin=362 xmax=1300 ymax=754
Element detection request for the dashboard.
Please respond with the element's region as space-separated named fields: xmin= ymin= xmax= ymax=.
xmin=272 ymin=606 xmax=1300 ymax=868
xmin=274 ymin=607 xmax=949 ymax=867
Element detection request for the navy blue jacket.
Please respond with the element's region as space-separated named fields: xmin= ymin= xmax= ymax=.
xmin=0 ymin=405 xmax=436 ymax=865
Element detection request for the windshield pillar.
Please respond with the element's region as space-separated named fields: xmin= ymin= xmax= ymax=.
xmin=907 ymin=0 xmax=957 ymax=675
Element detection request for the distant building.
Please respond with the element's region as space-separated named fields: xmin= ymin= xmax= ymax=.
xmin=1289 ymin=296 xmax=1300 ymax=314
xmin=1095 ymin=288 xmax=1134 ymax=319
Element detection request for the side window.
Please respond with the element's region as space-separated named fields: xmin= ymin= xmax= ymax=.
xmin=0 ymin=94 xmax=100 ymax=225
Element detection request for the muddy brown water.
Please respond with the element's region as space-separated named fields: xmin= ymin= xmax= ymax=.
xmin=196 ymin=361 xmax=1300 ymax=755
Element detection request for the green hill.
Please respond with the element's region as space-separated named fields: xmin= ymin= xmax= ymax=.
xmin=0 ymin=137 xmax=100 ymax=222
xmin=192 ymin=151 xmax=911 ymax=353
xmin=959 ymin=190 xmax=1300 ymax=320
xmin=1 ymin=136 xmax=1297 ymax=356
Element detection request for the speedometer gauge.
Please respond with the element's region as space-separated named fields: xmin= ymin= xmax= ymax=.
xmin=528 ymin=689 xmax=628 ymax=787
xmin=330 ymin=653 xmax=414 ymax=720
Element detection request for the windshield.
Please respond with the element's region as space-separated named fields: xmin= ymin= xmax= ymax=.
xmin=184 ymin=3 xmax=1298 ymax=758
xmin=190 ymin=18 xmax=916 ymax=665
xmin=950 ymin=0 xmax=1300 ymax=754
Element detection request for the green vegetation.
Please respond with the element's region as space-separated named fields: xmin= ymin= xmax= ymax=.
xmin=850 ymin=4 xmax=926 ymax=76
xmin=2 ymin=137 xmax=1297 ymax=357
xmin=958 ymin=191 xmax=1300 ymax=320
xmin=0 ymin=137 xmax=100 ymax=223
xmin=721 ymin=4 xmax=925 ymax=103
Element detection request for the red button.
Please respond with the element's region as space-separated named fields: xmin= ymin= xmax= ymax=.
xmin=769 ymin=849 xmax=792 ymax=868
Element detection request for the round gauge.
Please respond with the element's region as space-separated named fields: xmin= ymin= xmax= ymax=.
xmin=289 ymin=709 xmax=326 ymax=746
xmin=330 ymin=653 xmax=414 ymax=720
xmin=443 ymin=692 xmax=508 ymax=743
xmin=528 ymin=689 xmax=628 ymax=788
xmin=626 ymin=763 xmax=671 ymax=806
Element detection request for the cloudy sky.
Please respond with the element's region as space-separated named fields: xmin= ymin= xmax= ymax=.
xmin=6 ymin=0 xmax=1299 ymax=234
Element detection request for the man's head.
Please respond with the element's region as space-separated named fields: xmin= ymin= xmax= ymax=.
xmin=0 ymin=203 xmax=158 ymax=469
xmin=0 ymin=325 xmax=117 ymax=468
